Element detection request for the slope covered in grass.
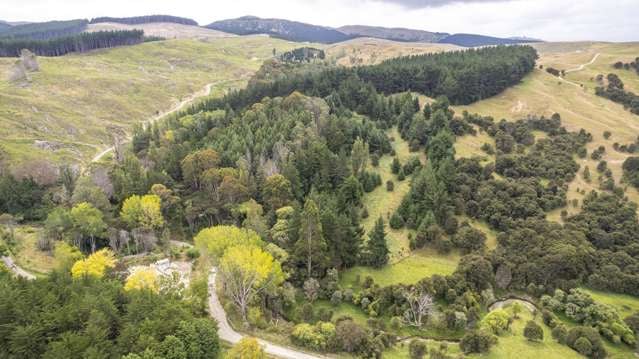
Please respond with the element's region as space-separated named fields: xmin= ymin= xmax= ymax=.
xmin=454 ymin=42 xmax=639 ymax=219
xmin=0 ymin=36 xmax=305 ymax=168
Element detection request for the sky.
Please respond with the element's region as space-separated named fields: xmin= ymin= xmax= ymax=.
xmin=3 ymin=0 xmax=637 ymax=42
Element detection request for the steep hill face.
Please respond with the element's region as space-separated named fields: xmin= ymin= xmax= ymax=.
xmin=206 ymin=16 xmax=352 ymax=44
xmin=439 ymin=33 xmax=537 ymax=47
xmin=338 ymin=25 xmax=448 ymax=43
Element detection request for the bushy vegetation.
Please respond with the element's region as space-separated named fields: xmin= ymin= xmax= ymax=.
xmin=595 ymin=73 xmax=639 ymax=115
xmin=0 ymin=266 xmax=219 ymax=358
xmin=0 ymin=30 xmax=146 ymax=57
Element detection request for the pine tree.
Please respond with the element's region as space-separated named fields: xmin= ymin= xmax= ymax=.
xmin=295 ymin=199 xmax=328 ymax=278
xmin=366 ymin=217 xmax=389 ymax=268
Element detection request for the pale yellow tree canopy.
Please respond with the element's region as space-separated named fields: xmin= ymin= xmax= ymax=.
xmin=124 ymin=267 xmax=159 ymax=292
xmin=120 ymin=194 xmax=164 ymax=230
xmin=71 ymin=249 xmax=117 ymax=278
xmin=194 ymin=225 xmax=263 ymax=258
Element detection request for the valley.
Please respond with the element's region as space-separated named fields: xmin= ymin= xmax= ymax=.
xmin=1 ymin=7 xmax=639 ymax=359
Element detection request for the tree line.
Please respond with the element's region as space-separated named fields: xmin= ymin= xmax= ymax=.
xmin=0 ymin=19 xmax=88 ymax=41
xmin=0 ymin=30 xmax=148 ymax=57
xmin=178 ymin=45 xmax=538 ymax=119
xmin=90 ymin=15 xmax=198 ymax=26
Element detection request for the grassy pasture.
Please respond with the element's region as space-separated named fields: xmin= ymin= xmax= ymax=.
xmin=0 ymin=36 xmax=306 ymax=167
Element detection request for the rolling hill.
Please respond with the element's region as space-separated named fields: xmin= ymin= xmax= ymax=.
xmin=0 ymin=21 xmax=11 ymax=32
xmin=206 ymin=16 xmax=353 ymax=43
xmin=439 ymin=33 xmax=538 ymax=47
xmin=337 ymin=25 xmax=448 ymax=43
xmin=0 ymin=19 xmax=88 ymax=40
xmin=87 ymin=22 xmax=233 ymax=40
xmin=0 ymin=36 xmax=307 ymax=168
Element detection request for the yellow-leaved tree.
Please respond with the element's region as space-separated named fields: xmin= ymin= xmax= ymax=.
xmin=226 ymin=337 xmax=265 ymax=359
xmin=219 ymin=244 xmax=284 ymax=323
xmin=124 ymin=267 xmax=159 ymax=292
xmin=120 ymin=194 xmax=164 ymax=230
xmin=194 ymin=225 xmax=262 ymax=258
xmin=71 ymin=248 xmax=117 ymax=278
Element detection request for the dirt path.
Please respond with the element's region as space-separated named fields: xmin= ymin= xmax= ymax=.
xmin=208 ymin=269 xmax=328 ymax=359
xmin=90 ymin=81 xmax=218 ymax=164
xmin=565 ymin=52 xmax=601 ymax=74
xmin=1 ymin=256 xmax=36 ymax=280
xmin=557 ymin=52 xmax=601 ymax=87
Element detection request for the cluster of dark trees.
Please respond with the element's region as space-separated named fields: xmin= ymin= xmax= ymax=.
xmin=279 ymin=47 xmax=325 ymax=63
xmin=0 ymin=173 xmax=48 ymax=220
xmin=182 ymin=45 xmax=537 ymax=118
xmin=0 ymin=19 xmax=88 ymax=40
xmin=0 ymin=269 xmax=220 ymax=358
xmin=613 ymin=58 xmax=639 ymax=75
xmin=622 ymin=156 xmax=639 ymax=188
xmin=0 ymin=30 xmax=146 ymax=57
xmin=546 ymin=67 xmax=564 ymax=77
xmin=90 ymin=15 xmax=198 ymax=26
xmin=595 ymin=73 xmax=639 ymax=115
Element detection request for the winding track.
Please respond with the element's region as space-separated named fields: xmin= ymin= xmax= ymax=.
xmin=557 ymin=52 xmax=601 ymax=87
xmin=90 ymin=81 xmax=219 ymax=164
xmin=1 ymin=256 xmax=35 ymax=280
xmin=208 ymin=269 xmax=327 ymax=359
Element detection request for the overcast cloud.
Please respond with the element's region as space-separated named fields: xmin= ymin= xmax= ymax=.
xmin=2 ymin=0 xmax=637 ymax=42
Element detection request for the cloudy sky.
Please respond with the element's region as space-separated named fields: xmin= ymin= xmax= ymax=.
xmin=3 ymin=0 xmax=637 ymax=42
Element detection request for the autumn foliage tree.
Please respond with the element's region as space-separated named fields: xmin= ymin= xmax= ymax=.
xmin=219 ymin=245 xmax=284 ymax=323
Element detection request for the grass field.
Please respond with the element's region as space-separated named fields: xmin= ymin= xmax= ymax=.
xmin=10 ymin=225 xmax=57 ymax=275
xmin=341 ymin=247 xmax=460 ymax=289
xmin=581 ymin=287 xmax=639 ymax=318
xmin=471 ymin=306 xmax=583 ymax=359
xmin=454 ymin=42 xmax=639 ymax=220
xmin=87 ymin=22 xmax=233 ymax=40
xmin=360 ymin=128 xmax=425 ymax=260
xmin=0 ymin=36 xmax=306 ymax=168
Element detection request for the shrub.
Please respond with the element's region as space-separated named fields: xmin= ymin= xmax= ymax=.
xmin=460 ymin=330 xmax=496 ymax=354
xmin=186 ymin=247 xmax=200 ymax=259
xmin=523 ymin=320 xmax=543 ymax=342
xmin=386 ymin=180 xmax=394 ymax=192
xmin=409 ymin=339 xmax=428 ymax=359
xmin=391 ymin=158 xmax=401 ymax=174
xmin=291 ymin=322 xmax=337 ymax=351
xmin=481 ymin=309 xmax=510 ymax=335
xmin=301 ymin=303 xmax=314 ymax=322
xmin=389 ymin=212 xmax=404 ymax=229
xmin=552 ymin=324 xmax=568 ymax=344
xmin=336 ymin=320 xmax=368 ymax=353
xmin=331 ymin=290 xmax=343 ymax=305
xmin=566 ymin=326 xmax=607 ymax=359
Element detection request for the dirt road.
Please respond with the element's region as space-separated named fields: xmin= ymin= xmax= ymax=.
xmin=208 ymin=269 xmax=328 ymax=359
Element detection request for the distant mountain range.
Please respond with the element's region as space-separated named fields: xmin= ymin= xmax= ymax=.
xmin=207 ymin=16 xmax=540 ymax=47
xmin=206 ymin=16 xmax=352 ymax=44
xmin=337 ymin=25 xmax=449 ymax=43
xmin=1 ymin=15 xmax=542 ymax=47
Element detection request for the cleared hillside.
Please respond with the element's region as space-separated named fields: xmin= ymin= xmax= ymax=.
xmin=0 ymin=36 xmax=307 ymax=168
xmin=325 ymin=37 xmax=460 ymax=66
xmin=87 ymin=22 xmax=234 ymax=40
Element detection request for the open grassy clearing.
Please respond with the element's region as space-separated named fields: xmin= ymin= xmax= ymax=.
xmin=361 ymin=127 xmax=425 ymax=260
xmin=581 ymin=287 xmax=639 ymax=318
xmin=454 ymin=42 xmax=639 ymax=220
xmin=454 ymin=126 xmax=495 ymax=164
xmin=471 ymin=305 xmax=583 ymax=359
xmin=9 ymin=225 xmax=56 ymax=275
xmin=340 ymin=247 xmax=460 ymax=289
xmin=340 ymin=127 xmax=459 ymax=289
xmin=325 ymin=37 xmax=460 ymax=66
xmin=0 ymin=36 xmax=307 ymax=168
